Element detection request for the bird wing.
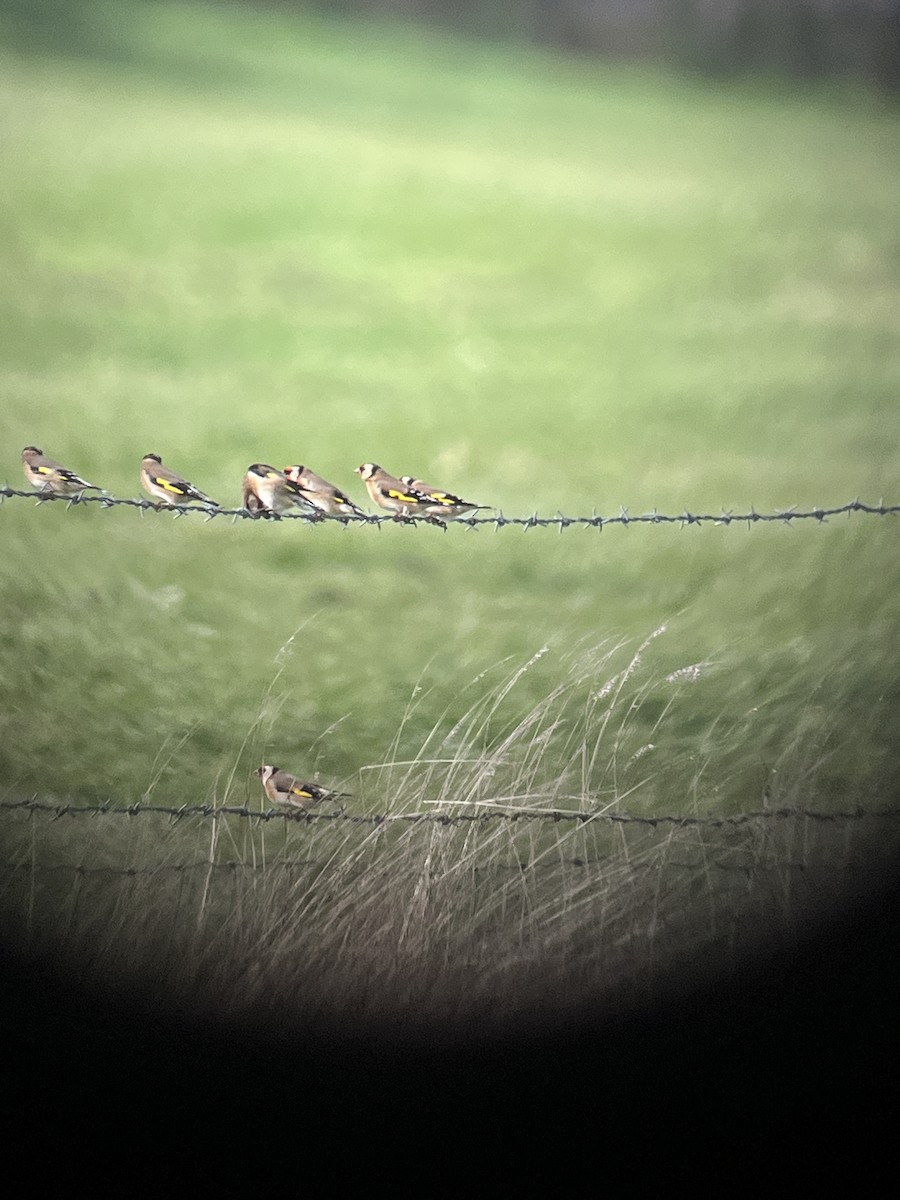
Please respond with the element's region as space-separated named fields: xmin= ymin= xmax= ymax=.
xmin=422 ymin=489 xmax=466 ymax=507
xmin=298 ymin=485 xmax=362 ymax=515
xmin=146 ymin=470 xmax=191 ymax=497
xmin=290 ymin=783 xmax=319 ymax=801
xmin=407 ymin=480 xmax=480 ymax=507
xmin=274 ymin=777 xmax=320 ymax=802
xmin=270 ymin=770 xmax=301 ymax=793
xmin=146 ymin=468 xmax=214 ymax=502
xmin=328 ymin=486 xmax=364 ymax=511
xmin=56 ymin=467 xmax=94 ymax=487
xmin=380 ymin=482 xmax=430 ymax=504
xmin=34 ymin=462 xmax=86 ymax=485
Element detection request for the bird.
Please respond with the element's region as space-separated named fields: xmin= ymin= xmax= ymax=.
xmin=21 ymin=446 xmax=100 ymax=497
xmin=140 ymin=453 xmax=219 ymax=507
xmin=255 ymin=764 xmax=349 ymax=812
xmin=355 ymin=463 xmax=439 ymax=521
xmin=242 ymin=464 xmax=318 ymax=518
xmin=399 ymin=475 xmax=489 ymax=521
xmin=283 ymin=464 xmax=367 ymax=519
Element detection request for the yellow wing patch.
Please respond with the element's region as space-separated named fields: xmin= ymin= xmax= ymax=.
xmin=157 ymin=477 xmax=187 ymax=494
xmin=386 ymin=488 xmax=420 ymax=503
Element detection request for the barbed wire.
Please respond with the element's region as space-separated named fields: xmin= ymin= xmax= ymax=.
xmin=2 ymin=797 xmax=898 ymax=827
xmin=2 ymin=487 xmax=898 ymax=530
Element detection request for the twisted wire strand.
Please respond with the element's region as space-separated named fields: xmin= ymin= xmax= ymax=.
xmin=2 ymin=797 xmax=897 ymax=826
xmin=1 ymin=487 xmax=898 ymax=529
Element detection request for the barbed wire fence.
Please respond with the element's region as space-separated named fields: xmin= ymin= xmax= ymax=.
xmin=3 ymin=796 xmax=898 ymax=826
xmin=3 ymin=806 xmax=898 ymax=868
xmin=4 ymin=798 xmax=897 ymax=898
xmin=2 ymin=486 xmax=898 ymax=530
xmin=5 ymin=793 xmax=897 ymax=1021
xmin=4 ymin=486 xmax=899 ymax=1004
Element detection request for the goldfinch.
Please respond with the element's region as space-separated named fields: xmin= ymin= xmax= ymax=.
xmin=242 ymin=463 xmax=317 ymax=518
xmin=283 ymin=464 xmax=367 ymax=519
xmin=140 ymin=453 xmax=219 ymax=507
xmin=355 ymin=463 xmax=437 ymax=520
xmin=21 ymin=446 xmax=100 ymax=497
xmin=255 ymin=764 xmax=349 ymax=812
xmin=400 ymin=475 xmax=489 ymax=521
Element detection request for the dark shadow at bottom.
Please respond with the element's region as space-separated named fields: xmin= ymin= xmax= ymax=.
xmin=4 ymin=854 xmax=898 ymax=1171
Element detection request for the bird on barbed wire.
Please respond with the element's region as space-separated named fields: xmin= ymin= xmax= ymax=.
xmin=283 ymin=464 xmax=368 ymax=519
xmin=140 ymin=453 xmax=219 ymax=508
xmin=355 ymin=463 xmax=442 ymax=522
xmin=242 ymin=463 xmax=319 ymax=518
xmin=21 ymin=446 xmax=101 ymax=497
xmin=399 ymin=475 xmax=490 ymax=522
xmin=255 ymin=764 xmax=350 ymax=813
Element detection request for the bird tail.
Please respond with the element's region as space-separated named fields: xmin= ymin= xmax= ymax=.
xmin=187 ymin=488 xmax=219 ymax=505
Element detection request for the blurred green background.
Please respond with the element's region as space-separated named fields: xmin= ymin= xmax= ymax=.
xmin=1 ymin=0 xmax=898 ymax=812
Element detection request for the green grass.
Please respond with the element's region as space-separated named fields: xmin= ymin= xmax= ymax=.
xmin=1 ymin=0 xmax=899 ymax=821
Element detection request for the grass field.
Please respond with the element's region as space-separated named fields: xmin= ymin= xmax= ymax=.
xmin=1 ymin=1 xmax=899 ymax=1024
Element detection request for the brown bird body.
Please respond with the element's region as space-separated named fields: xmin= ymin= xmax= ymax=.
xmin=399 ymin=475 xmax=489 ymax=521
xmin=255 ymin=764 xmax=349 ymax=812
xmin=140 ymin=453 xmax=219 ymax=507
xmin=242 ymin=464 xmax=316 ymax=517
xmin=21 ymin=446 xmax=99 ymax=496
xmin=355 ymin=463 xmax=436 ymax=520
xmin=283 ymin=464 xmax=367 ymax=518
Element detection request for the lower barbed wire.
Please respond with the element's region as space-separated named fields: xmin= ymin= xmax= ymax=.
xmin=1 ymin=797 xmax=897 ymax=825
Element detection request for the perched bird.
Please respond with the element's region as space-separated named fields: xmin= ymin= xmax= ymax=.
xmin=21 ymin=446 xmax=100 ymax=497
xmin=400 ymin=475 xmax=489 ymax=521
xmin=140 ymin=453 xmax=219 ymax=507
xmin=283 ymin=464 xmax=367 ymax=519
xmin=242 ymin=463 xmax=317 ymax=518
xmin=355 ymin=463 xmax=437 ymax=521
xmin=255 ymin=764 xmax=349 ymax=812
